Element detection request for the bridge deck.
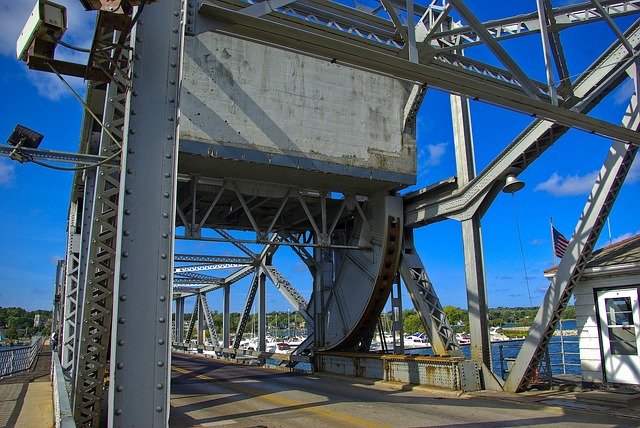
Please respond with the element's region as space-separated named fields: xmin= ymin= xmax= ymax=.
xmin=169 ymin=352 xmax=640 ymax=427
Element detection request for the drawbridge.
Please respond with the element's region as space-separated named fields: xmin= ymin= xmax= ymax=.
xmin=2 ymin=0 xmax=639 ymax=426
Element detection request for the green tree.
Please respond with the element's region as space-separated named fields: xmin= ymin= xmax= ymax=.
xmin=6 ymin=327 xmax=19 ymax=340
xmin=443 ymin=306 xmax=467 ymax=325
xmin=403 ymin=313 xmax=425 ymax=334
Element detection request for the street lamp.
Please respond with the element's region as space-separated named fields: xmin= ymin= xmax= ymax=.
xmin=7 ymin=124 xmax=44 ymax=163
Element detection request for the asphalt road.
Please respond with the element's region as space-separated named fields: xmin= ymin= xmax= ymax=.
xmin=169 ymin=353 xmax=637 ymax=427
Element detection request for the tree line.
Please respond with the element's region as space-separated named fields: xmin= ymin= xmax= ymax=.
xmin=0 ymin=307 xmax=52 ymax=340
xmin=399 ymin=305 xmax=576 ymax=334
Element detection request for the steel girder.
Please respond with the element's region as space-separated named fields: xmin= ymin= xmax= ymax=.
xmin=399 ymin=229 xmax=461 ymax=357
xmin=197 ymin=0 xmax=640 ymax=145
xmin=200 ymin=293 xmax=219 ymax=344
xmin=404 ymin=19 xmax=640 ymax=227
xmin=264 ymin=266 xmax=313 ymax=325
xmin=504 ymin=77 xmax=640 ymax=393
xmin=107 ymin=0 xmax=183 ymax=424
xmin=72 ymin=27 xmax=129 ymax=426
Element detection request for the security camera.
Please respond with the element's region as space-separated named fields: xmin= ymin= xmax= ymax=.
xmin=16 ymin=0 xmax=67 ymax=62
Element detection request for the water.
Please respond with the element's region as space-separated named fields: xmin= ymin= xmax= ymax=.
xmin=407 ymin=320 xmax=581 ymax=379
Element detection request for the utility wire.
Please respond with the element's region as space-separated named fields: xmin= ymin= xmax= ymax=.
xmin=46 ymin=62 xmax=122 ymax=149
xmin=510 ymin=193 xmax=534 ymax=308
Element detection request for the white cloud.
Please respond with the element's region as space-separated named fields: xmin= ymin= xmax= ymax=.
xmin=612 ymin=231 xmax=640 ymax=243
xmin=627 ymin=156 xmax=640 ymax=184
xmin=0 ymin=1 xmax=95 ymax=100
xmin=27 ymin=69 xmax=85 ymax=101
xmin=534 ymin=170 xmax=599 ymax=196
xmin=530 ymin=238 xmax=546 ymax=246
xmin=419 ymin=142 xmax=448 ymax=167
xmin=613 ymin=79 xmax=636 ymax=106
xmin=0 ymin=158 xmax=16 ymax=187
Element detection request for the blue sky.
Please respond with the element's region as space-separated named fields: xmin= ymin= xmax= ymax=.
xmin=0 ymin=1 xmax=638 ymax=315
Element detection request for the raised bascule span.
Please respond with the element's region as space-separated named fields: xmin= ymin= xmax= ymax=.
xmin=2 ymin=0 xmax=640 ymax=425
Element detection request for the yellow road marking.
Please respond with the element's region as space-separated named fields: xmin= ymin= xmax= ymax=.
xmin=172 ymin=365 xmax=390 ymax=428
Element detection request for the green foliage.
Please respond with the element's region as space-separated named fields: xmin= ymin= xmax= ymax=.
xmin=5 ymin=327 xmax=19 ymax=340
xmin=443 ymin=306 xmax=467 ymax=325
xmin=403 ymin=313 xmax=425 ymax=334
xmin=0 ymin=307 xmax=52 ymax=340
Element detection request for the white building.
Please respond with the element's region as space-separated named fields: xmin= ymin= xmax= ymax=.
xmin=545 ymin=235 xmax=640 ymax=387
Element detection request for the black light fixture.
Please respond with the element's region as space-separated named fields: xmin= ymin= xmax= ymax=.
xmin=6 ymin=124 xmax=44 ymax=163
xmin=7 ymin=124 xmax=44 ymax=149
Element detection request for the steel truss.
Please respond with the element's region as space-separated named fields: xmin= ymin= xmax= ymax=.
xmin=27 ymin=0 xmax=640 ymax=425
xmin=504 ymin=69 xmax=640 ymax=392
xmin=72 ymin=18 xmax=130 ymax=425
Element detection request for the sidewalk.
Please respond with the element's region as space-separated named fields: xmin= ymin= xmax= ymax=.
xmin=0 ymin=346 xmax=53 ymax=428
xmin=467 ymin=375 xmax=640 ymax=424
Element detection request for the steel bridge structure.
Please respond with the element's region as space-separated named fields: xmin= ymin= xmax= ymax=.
xmin=2 ymin=0 xmax=640 ymax=426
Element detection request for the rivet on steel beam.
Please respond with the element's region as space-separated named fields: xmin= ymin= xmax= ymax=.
xmin=115 ymin=409 xmax=122 ymax=415
xmin=160 ymin=274 xmax=167 ymax=279
xmin=158 ymin=339 xmax=165 ymax=345
xmin=133 ymin=73 xmax=140 ymax=78
xmin=128 ymin=148 xmax=135 ymax=154
xmin=162 ymin=212 xmax=169 ymax=218
xmin=164 ymin=172 xmax=171 ymax=178
xmin=168 ymin=98 xmax=175 ymax=103
xmin=131 ymin=110 xmax=137 ymax=115
xmin=116 ymin=385 xmax=124 ymax=392
xmin=121 ymin=273 xmax=128 ymax=279
xmin=127 ymin=169 xmax=134 ymax=175
xmin=159 ymin=317 xmax=165 ymax=323
xmin=171 ymin=62 xmax=177 ymax=68
xmin=118 ymin=340 xmax=125 ymax=346
xmin=125 ymin=209 xmax=131 ymax=215
xmin=157 ymin=384 xmax=163 ymax=389
xmin=163 ymin=192 xmax=170 ymax=198
xmin=171 ymin=45 xmax=177 ymax=50
xmin=135 ymin=54 xmax=141 ymax=60
xmin=165 ymin=153 xmax=172 ymax=159
xmin=160 ymin=296 xmax=166 ymax=302
xmin=120 ymin=295 xmax=127 ymax=301
xmin=129 ymin=129 xmax=136 ymax=134
xmin=156 ymin=406 xmax=163 ymax=412
xmin=136 ymin=36 xmax=142 ymax=42
xmin=169 ymin=80 xmax=175 ymax=85
xmin=118 ymin=317 xmax=126 ymax=324
xmin=157 ymin=361 xmax=164 ymax=367
xmin=122 ymin=252 xmax=129 ymax=258
xmin=117 ymin=363 xmax=124 ymax=369
xmin=123 ymin=230 xmax=131 ymax=236
xmin=162 ymin=233 xmax=169 ymax=238
xmin=166 ymin=135 xmax=173 ymax=140
xmin=125 ymin=189 xmax=133 ymax=195
xmin=161 ymin=254 xmax=167 ymax=260
xmin=167 ymin=116 xmax=174 ymax=121
xmin=132 ymin=91 xmax=138 ymax=96
xmin=173 ymin=28 xmax=178 ymax=33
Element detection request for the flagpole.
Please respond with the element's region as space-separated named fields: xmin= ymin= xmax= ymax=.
xmin=549 ymin=216 xmax=557 ymax=266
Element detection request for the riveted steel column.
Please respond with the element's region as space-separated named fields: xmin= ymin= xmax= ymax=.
xmin=175 ymin=297 xmax=184 ymax=343
xmin=258 ymin=266 xmax=267 ymax=354
xmin=452 ymin=92 xmax=492 ymax=368
xmin=108 ymin=1 xmax=184 ymax=425
xmin=197 ymin=296 xmax=204 ymax=350
xmin=223 ymin=284 xmax=230 ymax=348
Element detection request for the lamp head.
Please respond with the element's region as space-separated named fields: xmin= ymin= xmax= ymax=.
xmin=7 ymin=124 xmax=44 ymax=149
xmin=502 ymin=174 xmax=525 ymax=194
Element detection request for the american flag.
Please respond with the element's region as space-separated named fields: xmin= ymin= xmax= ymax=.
xmin=552 ymin=227 xmax=569 ymax=258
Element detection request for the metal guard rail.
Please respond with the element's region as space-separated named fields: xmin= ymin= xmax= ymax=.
xmin=0 ymin=336 xmax=44 ymax=378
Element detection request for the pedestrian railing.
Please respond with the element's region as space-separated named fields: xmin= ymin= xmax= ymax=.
xmin=0 ymin=336 xmax=44 ymax=378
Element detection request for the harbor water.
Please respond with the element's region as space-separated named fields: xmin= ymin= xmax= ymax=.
xmin=407 ymin=320 xmax=581 ymax=379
